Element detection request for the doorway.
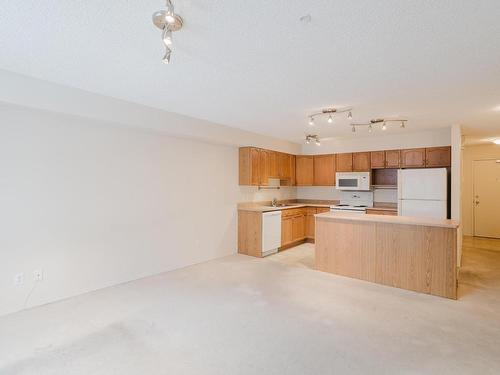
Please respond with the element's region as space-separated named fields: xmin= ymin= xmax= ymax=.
xmin=473 ymin=159 xmax=500 ymax=238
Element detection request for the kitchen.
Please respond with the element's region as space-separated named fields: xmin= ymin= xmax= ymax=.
xmin=238 ymin=144 xmax=459 ymax=299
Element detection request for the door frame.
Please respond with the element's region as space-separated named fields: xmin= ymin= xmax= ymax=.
xmin=472 ymin=158 xmax=500 ymax=238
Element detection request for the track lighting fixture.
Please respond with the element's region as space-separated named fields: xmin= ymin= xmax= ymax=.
xmin=162 ymin=28 xmax=173 ymax=46
xmin=152 ymin=0 xmax=183 ymax=64
xmin=351 ymin=125 xmax=356 ymax=133
xmin=307 ymin=107 xmax=353 ymax=126
xmin=305 ymin=135 xmax=320 ymax=146
xmin=350 ymin=118 xmax=408 ymax=133
xmin=308 ymin=117 xmax=314 ymax=126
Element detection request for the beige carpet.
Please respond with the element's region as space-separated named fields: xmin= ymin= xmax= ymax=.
xmin=1 ymin=238 xmax=499 ymax=374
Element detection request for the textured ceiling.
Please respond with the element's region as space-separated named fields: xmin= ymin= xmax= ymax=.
xmin=1 ymin=0 xmax=500 ymax=142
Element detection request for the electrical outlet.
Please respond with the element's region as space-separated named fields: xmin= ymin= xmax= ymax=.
xmin=33 ymin=269 xmax=43 ymax=282
xmin=14 ymin=273 xmax=24 ymax=286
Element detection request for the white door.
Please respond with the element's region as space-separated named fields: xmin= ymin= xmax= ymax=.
xmin=473 ymin=160 xmax=500 ymax=238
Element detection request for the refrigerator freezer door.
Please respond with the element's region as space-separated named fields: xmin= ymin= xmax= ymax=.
xmin=399 ymin=199 xmax=447 ymax=219
xmin=399 ymin=168 xmax=447 ymax=201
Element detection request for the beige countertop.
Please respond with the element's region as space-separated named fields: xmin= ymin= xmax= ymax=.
xmin=315 ymin=211 xmax=459 ymax=229
xmin=238 ymin=203 xmax=333 ymax=212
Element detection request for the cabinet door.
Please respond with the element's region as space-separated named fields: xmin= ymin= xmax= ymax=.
xmin=277 ymin=153 xmax=290 ymax=180
xmin=239 ymin=147 xmax=261 ymax=186
xmin=425 ymin=147 xmax=451 ymax=167
xmin=313 ymin=154 xmax=336 ymax=186
xmin=353 ymin=152 xmax=371 ymax=171
xmin=289 ymin=155 xmax=296 ymax=186
xmin=269 ymin=151 xmax=279 ymax=178
xmin=281 ymin=217 xmax=293 ymax=246
xmin=259 ymin=149 xmax=270 ymax=185
xmin=305 ymin=208 xmax=317 ymax=238
xmin=292 ymin=214 xmax=305 ymax=242
xmin=400 ymin=148 xmax=426 ymax=168
xmin=370 ymin=151 xmax=385 ymax=169
xmin=336 ymin=153 xmax=353 ymax=172
xmin=295 ymin=156 xmax=314 ymax=186
xmin=385 ymin=150 xmax=400 ymax=168
xmin=250 ymin=148 xmax=261 ymax=185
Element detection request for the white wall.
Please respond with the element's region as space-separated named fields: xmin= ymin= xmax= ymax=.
xmin=461 ymin=143 xmax=500 ymax=236
xmin=0 ymin=102 xmax=297 ymax=317
xmin=450 ymin=125 xmax=463 ymax=265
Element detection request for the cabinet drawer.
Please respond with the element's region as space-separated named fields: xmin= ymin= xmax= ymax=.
xmin=281 ymin=208 xmax=305 ymax=218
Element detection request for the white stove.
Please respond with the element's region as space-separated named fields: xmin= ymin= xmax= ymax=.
xmin=330 ymin=191 xmax=374 ymax=214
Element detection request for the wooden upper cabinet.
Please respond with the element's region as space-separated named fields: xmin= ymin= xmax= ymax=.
xmin=239 ymin=147 xmax=260 ymax=186
xmin=400 ymin=148 xmax=426 ymax=168
xmin=385 ymin=150 xmax=400 ymax=168
xmin=295 ymin=156 xmax=314 ymax=186
xmin=353 ymin=152 xmax=371 ymax=171
xmin=269 ymin=151 xmax=279 ymax=179
xmin=259 ymin=149 xmax=271 ymax=185
xmin=425 ymin=146 xmax=451 ymax=167
xmin=370 ymin=151 xmax=385 ymax=169
xmin=313 ymin=154 xmax=336 ymax=186
xmin=289 ymin=155 xmax=296 ymax=186
xmin=336 ymin=153 xmax=353 ymax=172
xmin=277 ymin=152 xmax=288 ymax=180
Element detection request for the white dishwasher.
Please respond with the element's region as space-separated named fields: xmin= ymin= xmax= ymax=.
xmin=262 ymin=211 xmax=282 ymax=257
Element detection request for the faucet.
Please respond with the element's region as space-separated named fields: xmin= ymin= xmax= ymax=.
xmin=271 ymin=198 xmax=278 ymax=207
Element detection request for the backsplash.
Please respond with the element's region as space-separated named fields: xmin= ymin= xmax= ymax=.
xmin=296 ymin=186 xmax=397 ymax=203
xmin=239 ymin=178 xmax=297 ymax=202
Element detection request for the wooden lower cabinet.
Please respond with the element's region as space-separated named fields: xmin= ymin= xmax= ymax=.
xmin=292 ymin=215 xmax=305 ymax=241
xmin=305 ymin=208 xmax=316 ymax=238
xmin=281 ymin=216 xmax=293 ymax=246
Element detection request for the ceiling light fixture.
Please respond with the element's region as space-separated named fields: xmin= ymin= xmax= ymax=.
xmin=307 ymin=107 xmax=353 ymax=126
xmin=308 ymin=117 xmax=314 ymax=126
xmin=493 ymin=139 xmax=500 ymax=145
xmin=152 ymin=0 xmax=183 ymax=64
xmin=352 ymin=125 xmax=356 ymax=133
xmin=350 ymin=118 xmax=408 ymax=133
xmin=305 ymin=135 xmax=320 ymax=146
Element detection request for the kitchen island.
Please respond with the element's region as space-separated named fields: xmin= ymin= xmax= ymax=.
xmin=315 ymin=212 xmax=459 ymax=299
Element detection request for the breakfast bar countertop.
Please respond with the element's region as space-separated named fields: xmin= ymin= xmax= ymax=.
xmin=315 ymin=211 xmax=459 ymax=229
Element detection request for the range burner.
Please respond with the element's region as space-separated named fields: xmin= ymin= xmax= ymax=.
xmin=336 ymin=204 xmax=349 ymax=207
xmin=354 ymin=205 xmax=367 ymax=208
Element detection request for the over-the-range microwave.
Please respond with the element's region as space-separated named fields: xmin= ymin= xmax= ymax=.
xmin=336 ymin=172 xmax=371 ymax=191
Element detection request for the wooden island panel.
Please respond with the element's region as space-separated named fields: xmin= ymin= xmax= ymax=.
xmin=315 ymin=216 xmax=457 ymax=299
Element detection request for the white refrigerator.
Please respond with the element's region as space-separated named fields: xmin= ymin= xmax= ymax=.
xmin=397 ymin=168 xmax=448 ymax=219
